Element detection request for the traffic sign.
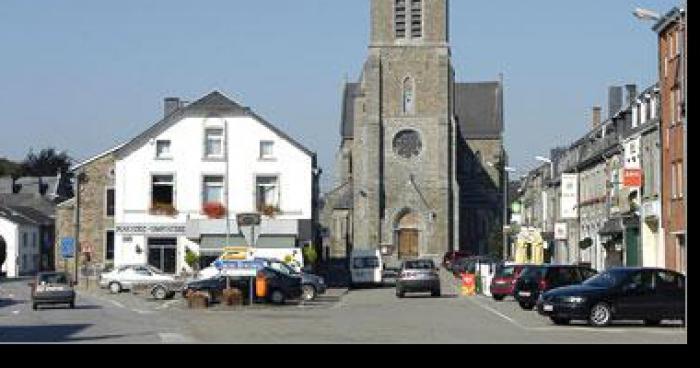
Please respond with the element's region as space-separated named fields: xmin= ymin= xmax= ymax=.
xmin=61 ymin=238 xmax=75 ymax=259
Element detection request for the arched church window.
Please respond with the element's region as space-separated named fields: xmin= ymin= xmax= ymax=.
xmin=403 ymin=77 xmax=415 ymax=114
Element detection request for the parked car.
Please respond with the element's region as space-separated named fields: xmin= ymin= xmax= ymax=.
xmin=350 ymin=249 xmax=384 ymax=287
xmin=257 ymin=266 xmax=303 ymax=305
xmin=442 ymin=251 xmax=471 ymax=271
xmin=396 ymin=259 xmax=441 ymax=298
xmin=490 ymin=264 xmax=527 ymax=301
xmin=537 ymin=267 xmax=686 ymax=327
xmin=99 ymin=264 xmax=182 ymax=300
xmin=29 ymin=272 xmax=75 ymax=310
xmin=263 ymin=259 xmax=327 ymax=302
xmin=514 ymin=265 xmax=597 ymax=310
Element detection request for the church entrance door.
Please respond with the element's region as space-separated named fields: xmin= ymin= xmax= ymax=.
xmin=399 ymin=229 xmax=419 ymax=259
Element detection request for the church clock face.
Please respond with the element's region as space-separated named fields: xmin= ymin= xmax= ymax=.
xmin=393 ymin=129 xmax=423 ymax=159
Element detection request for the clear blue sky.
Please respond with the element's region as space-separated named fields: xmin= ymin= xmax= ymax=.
xmin=0 ymin=0 xmax=679 ymax=190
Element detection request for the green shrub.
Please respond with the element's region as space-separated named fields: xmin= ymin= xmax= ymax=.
xmin=302 ymin=244 xmax=318 ymax=266
xmin=185 ymin=248 xmax=200 ymax=270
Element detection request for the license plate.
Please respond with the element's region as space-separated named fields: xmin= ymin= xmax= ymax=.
xmin=543 ymin=304 xmax=554 ymax=312
xmin=41 ymin=286 xmax=66 ymax=292
xmin=519 ymin=291 xmax=531 ymax=297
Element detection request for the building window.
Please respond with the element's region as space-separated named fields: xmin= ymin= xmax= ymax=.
xmin=23 ymin=233 xmax=27 ymax=248
xmin=676 ymin=162 xmax=684 ymax=199
xmin=410 ymin=0 xmax=422 ymax=39
xmin=105 ymin=188 xmax=115 ymax=218
xmin=151 ymin=175 xmax=175 ymax=213
xmin=403 ymin=77 xmax=415 ymax=114
xmin=260 ymin=141 xmax=275 ymax=160
xmin=256 ymin=176 xmax=280 ymax=212
xmin=32 ymin=233 xmax=36 ymax=248
xmin=156 ymin=140 xmax=172 ymax=159
xmin=395 ymin=0 xmax=407 ymax=39
xmin=204 ymin=128 xmax=224 ymax=158
xmin=671 ymin=164 xmax=677 ymax=199
xmin=105 ymin=230 xmax=115 ymax=261
xmin=203 ymin=176 xmax=224 ymax=205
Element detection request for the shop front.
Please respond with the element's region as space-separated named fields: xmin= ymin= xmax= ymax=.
xmin=599 ymin=218 xmax=624 ymax=270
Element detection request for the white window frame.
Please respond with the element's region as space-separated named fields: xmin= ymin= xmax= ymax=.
xmin=202 ymin=175 xmax=225 ymax=206
xmin=259 ymin=141 xmax=275 ymax=160
xmin=204 ymin=128 xmax=225 ymax=159
xmin=155 ymin=139 xmax=172 ymax=160
xmin=255 ymin=175 xmax=280 ymax=212
xmin=151 ymin=173 xmax=176 ymax=209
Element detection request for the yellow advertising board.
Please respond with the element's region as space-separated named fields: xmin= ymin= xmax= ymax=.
xmin=221 ymin=247 xmax=251 ymax=261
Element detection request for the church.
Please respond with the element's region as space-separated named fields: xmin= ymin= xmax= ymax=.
xmin=321 ymin=0 xmax=506 ymax=268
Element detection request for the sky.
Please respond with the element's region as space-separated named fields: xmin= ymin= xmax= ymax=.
xmin=0 ymin=0 xmax=680 ymax=191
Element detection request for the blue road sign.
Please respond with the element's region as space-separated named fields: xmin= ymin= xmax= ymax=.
xmin=61 ymin=238 xmax=75 ymax=259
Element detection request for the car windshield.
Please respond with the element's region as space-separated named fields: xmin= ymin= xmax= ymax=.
xmin=146 ymin=266 xmax=164 ymax=275
xmin=583 ymin=270 xmax=628 ymax=288
xmin=520 ymin=266 xmax=546 ymax=279
xmin=404 ymin=260 xmax=435 ymax=270
xmin=496 ymin=266 xmax=516 ymax=277
xmin=353 ymin=257 xmax=380 ymax=269
xmin=39 ymin=273 xmax=68 ymax=284
xmin=269 ymin=262 xmax=296 ymax=276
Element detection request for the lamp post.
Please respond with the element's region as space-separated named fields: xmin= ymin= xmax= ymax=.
xmin=488 ymin=161 xmax=517 ymax=260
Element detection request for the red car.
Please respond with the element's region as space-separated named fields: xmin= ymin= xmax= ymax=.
xmin=442 ymin=251 xmax=471 ymax=271
xmin=490 ymin=264 xmax=527 ymax=301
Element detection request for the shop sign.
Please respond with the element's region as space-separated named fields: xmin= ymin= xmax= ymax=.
xmin=623 ymin=169 xmax=643 ymax=188
xmin=60 ymin=238 xmax=75 ymax=259
xmin=560 ymin=174 xmax=579 ymax=219
xmin=115 ymin=224 xmax=187 ymax=236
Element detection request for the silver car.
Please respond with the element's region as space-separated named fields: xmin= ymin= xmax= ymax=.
xmin=396 ymin=259 xmax=441 ymax=298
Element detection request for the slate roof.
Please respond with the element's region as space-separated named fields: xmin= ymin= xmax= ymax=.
xmin=0 ymin=194 xmax=56 ymax=218
xmin=455 ymin=82 xmax=504 ymax=140
xmin=341 ymin=83 xmax=360 ymax=139
xmin=0 ymin=205 xmax=54 ymax=226
xmin=74 ymin=91 xmax=315 ymax=170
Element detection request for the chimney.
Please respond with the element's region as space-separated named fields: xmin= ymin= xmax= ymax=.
xmin=164 ymin=97 xmax=181 ymax=117
xmin=591 ymin=106 xmax=602 ymax=129
xmin=608 ymin=86 xmax=623 ymax=118
xmin=625 ymin=84 xmax=638 ymax=106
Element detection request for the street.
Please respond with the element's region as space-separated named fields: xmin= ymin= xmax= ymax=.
xmin=0 ymin=274 xmax=687 ymax=344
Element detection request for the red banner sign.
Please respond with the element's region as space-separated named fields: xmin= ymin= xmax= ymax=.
xmin=624 ymin=169 xmax=643 ymax=187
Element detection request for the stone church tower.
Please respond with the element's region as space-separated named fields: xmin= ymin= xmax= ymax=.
xmin=322 ymin=0 xmax=505 ymax=267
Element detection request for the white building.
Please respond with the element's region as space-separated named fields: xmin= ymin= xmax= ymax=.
xmin=73 ymin=91 xmax=319 ymax=274
xmin=0 ymin=206 xmax=53 ymax=277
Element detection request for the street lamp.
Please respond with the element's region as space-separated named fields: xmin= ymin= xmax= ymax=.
xmin=633 ymin=8 xmax=661 ymax=21
xmin=487 ymin=162 xmax=517 ymax=261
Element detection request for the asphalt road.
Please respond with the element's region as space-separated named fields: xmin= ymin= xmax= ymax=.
xmin=0 ymin=274 xmax=687 ymax=344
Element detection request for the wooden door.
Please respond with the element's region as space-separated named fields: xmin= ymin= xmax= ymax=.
xmin=399 ymin=230 xmax=419 ymax=259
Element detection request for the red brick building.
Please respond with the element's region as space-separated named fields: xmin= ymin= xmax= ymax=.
xmin=654 ymin=7 xmax=686 ymax=274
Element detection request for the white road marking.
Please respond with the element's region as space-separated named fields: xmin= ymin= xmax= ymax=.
xmin=466 ymin=296 xmax=525 ymax=329
xmin=159 ymin=332 xmax=192 ymax=343
xmin=132 ymin=309 xmax=155 ymax=315
xmin=156 ymin=300 xmax=179 ymax=310
xmin=12 ymin=310 xmax=20 ymax=315
xmin=109 ymin=300 xmax=125 ymax=309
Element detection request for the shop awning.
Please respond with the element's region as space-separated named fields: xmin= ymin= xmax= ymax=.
xmin=199 ymin=235 xmax=247 ymax=254
xmin=599 ymin=219 xmax=623 ymax=236
xmin=256 ymin=235 xmax=297 ymax=249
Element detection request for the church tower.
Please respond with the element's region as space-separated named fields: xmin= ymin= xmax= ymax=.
xmin=352 ymin=0 xmax=457 ymax=264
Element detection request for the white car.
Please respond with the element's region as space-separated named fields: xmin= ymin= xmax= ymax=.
xmin=99 ymin=265 xmax=181 ymax=299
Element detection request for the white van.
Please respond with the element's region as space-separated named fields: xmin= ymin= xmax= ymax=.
xmin=350 ymin=249 xmax=383 ymax=287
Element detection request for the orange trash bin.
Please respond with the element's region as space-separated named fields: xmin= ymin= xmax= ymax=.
xmin=255 ymin=272 xmax=267 ymax=298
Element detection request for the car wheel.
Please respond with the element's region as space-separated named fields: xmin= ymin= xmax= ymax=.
xmin=550 ymin=317 xmax=570 ymax=326
xmin=645 ymin=319 xmax=662 ymax=326
xmin=269 ymin=289 xmax=286 ymax=305
xmin=493 ymin=294 xmax=505 ymax=301
xmin=302 ymin=285 xmax=317 ymax=302
xmin=152 ymin=286 xmax=168 ymax=300
xmin=396 ymin=289 xmax=405 ymax=298
xmin=69 ymin=301 xmax=75 ymax=309
xmin=109 ymin=282 xmax=122 ymax=294
xmin=431 ymin=289 xmax=441 ymax=298
xmin=589 ymin=302 xmax=613 ymax=327
xmin=518 ymin=301 xmax=535 ymax=310
xmin=32 ymin=303 xmax=38 ymax=311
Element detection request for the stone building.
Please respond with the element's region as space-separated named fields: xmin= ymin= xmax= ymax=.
xmin=321 ymin=0 xmax=505 ymax=267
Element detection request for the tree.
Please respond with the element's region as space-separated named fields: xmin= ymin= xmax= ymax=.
xmin=0 ymin=158 xmax=21 ymax=178
xmin=21 ymin=148 xmax=73 ymax=177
